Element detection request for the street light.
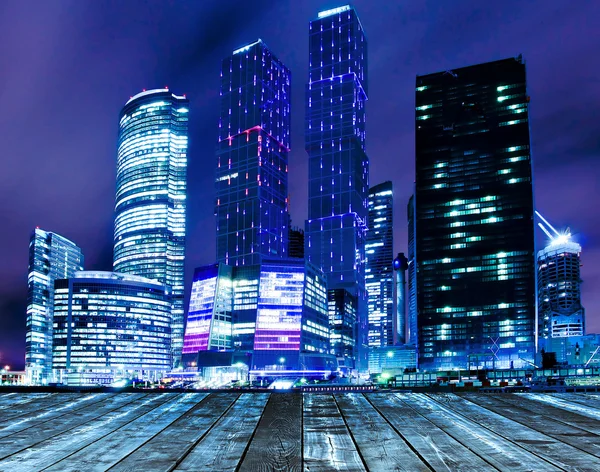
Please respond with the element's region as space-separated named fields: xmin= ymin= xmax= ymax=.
xmin=279 ymin=357 xmax=285 ymax=370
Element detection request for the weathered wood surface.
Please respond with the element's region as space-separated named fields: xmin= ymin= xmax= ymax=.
xmin=440 ymin=393 xmax=600 ymax=470
xmin=175 ymin=393 xmax=269 ymax=471
xmin=335 ymin=393 xmax=429 ymax=471
xmin=303 ymin=394 xmax=366 ymax=472
xmin=44 ymin=394 xmax=200 ymax=472
xmin=368 ymin=393 xmax=491 ymax=471
xmin=237 ymin=392 xmax=302 ymax=472
xmin=398 ymin=393 xmax=560 ymax=471
xmin=0 ymin=394 xmax=171 ymax=470
xmin=2 ymin=392 xmax=600 ymax=471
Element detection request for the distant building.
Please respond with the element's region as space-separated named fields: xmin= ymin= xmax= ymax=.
xmin=216 ymin=39 xmax=291 ymax=266
xmin=113 ymin=88 xmax=189 ymax=366
xmin=414 ymin=56 xmax=536 ymax=370
xmin=366 ymin=182 xmax=394 ymax=348
xmin=537 ymin=213 xmax=584 ymax=338
xmin=288 ymin=227 xmax=305 ymax=259
xmin=407 ymin=195 xmax=418 ymax=348
xmin=25 ymin=228 xmax=84 ymax=385
xmin=368 ymin=345 xmax=417 ymax=375
xmin=305 ymin=5 xmax=370 ymax=370
xmin=539 ymin=334 xmax=600 ymax=366
xmin=181 ymin=259 xmax=333 ymax=374
xmin=52 ymin=272 xmax=171 ymax=385
xmin=328 ymin=288 xmax=358 ymax=370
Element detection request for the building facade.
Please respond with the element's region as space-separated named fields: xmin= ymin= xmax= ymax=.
xmin=216 ymin=39 xmax=291 ymax=266
xmin=113 ymin=88 xmax=189 ymax=366
xmin=288 ymin=226 xmax=305 ymax=259
xmin=25 ymin=228 xmax=84 ymax=384
xmin=407 ymin=195 xmax=418 ymax=348
xmin=366 ymin=181 xmax=394 ymax=348
xmin=414 ymin=56 xmax=536 ymax=370
xmin=182 ymin=258 xmax=331 ymax=372
xmin=52 ymin=272 xmax=172 ymax=384
xmin=305 ymin=5 xmax=369 ymax=369
xmin=328 ymin=288 xmax=358 ymax=369
xmin=537 ymin=233 xmax=584 ymax=338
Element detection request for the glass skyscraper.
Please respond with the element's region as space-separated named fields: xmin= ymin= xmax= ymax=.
xmin=366 ymin=181 xmax=394 ymax=348
xmin=52 ymin=271 xmax=171 ymax=385
xmin=305 ymin=5 xmax=369 ymax=369
xmin=25 ymin=228 xmax=84 ymax=384
xmin=414 ymin=56 xmax=535 ymax=370
xmin=113 ymin=88 xmax=189 ymax=366
xmin=216 ymin=39 xmax=291 ymax=266
xmin=407 ymin=195 xmax=418 ymax=348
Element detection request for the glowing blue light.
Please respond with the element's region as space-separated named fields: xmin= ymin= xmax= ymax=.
xmin=317 ymin=5 xmax=351 ymax=18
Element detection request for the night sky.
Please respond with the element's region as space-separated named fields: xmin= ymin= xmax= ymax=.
xmin=1 ymin=0 xmax=599 ymax=369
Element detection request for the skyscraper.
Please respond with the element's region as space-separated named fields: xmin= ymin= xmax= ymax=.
xmin=305 ymin=5 xmax=369 ymax=369
xmin=25 ymin=228 xmax=83 ymax=384
xmin=537 ymin=214 xmax=584 ymax=338
xmin=407 ymin=195 xmax=418 ymax=347
xmin=216 ymin=39 xmax=291 ymax=266
xmin=414 ymin=56 xmax=535 ymax=370
xmin=113 ymin=88 xmax=189 ymax=366
xmin=288 ymin=226 xmax=305 ymax=259
xmin=366 ymin=181 xmax=394 ymax=348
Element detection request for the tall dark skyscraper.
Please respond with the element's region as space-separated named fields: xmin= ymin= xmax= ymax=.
xmin=407 ymin=195 xmax=418 ymax=348
xmin=305 ymin=5 xmax=369 ymax=368
xmin=216 ymin=39 xmax=291 ymax=266
xmin=366 ymin=181 xmax=394 ymax=348
xmin=114 ymin=88 xmax=189 ymax=366
xmin=25 ymin=229 xmax=84 ymax=384
xmin=414 ymin=56 xmax=535 ymax=370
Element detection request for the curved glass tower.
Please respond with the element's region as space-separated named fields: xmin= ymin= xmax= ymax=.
xmin=113 ymin=88 xmax=189 ymax=366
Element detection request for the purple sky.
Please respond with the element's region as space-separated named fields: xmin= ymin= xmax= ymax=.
xmin=1 ymin=0 xmax=599 ymax=369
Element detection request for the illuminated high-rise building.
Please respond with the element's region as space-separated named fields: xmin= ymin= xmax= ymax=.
xmin=25 ymin=229 xmax=84 ymax=384
xmin=366 ymin=181 xmax=394 ymax=348
xmin=52 ymin=272 xmax=171 ymax=385
xmin=113 ymin=88 xmax=189 ymax=366
xmin=305 ymin=5 xmax=369 ymax=369
xmin=216 ymin=39 xmax=291 ymax=266
xmin=414 ymin=56 xmax=535 ymax=370
xmin=536 ymin=213 xmax=584 ymax=338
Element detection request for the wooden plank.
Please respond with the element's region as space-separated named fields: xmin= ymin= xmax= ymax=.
xmin=175 ymin=393 xmax=270 ymax=471
xmin=0 ymin=394 xmax=142 ymax=460
xmin=108 ymin=392 xmax=233 ymax=472
xmin=485 ymin=393 xmax=600 ymax=436
xmin=0 ymin=394 xmax=174 ymax=470
xmin=335 ymin=393 xmax=429 ymax=472
xmin=302 ymin=394 xmax=366 ymax=472
xmin=44 ymin=393 xmax=201 ymax=472
xmin=397 ymin=393 xmax=560 ymax=472
xmin=520 ymin=393 xmax=600 ymax=422
xmin=237 ymin=392 xmax=302 ymax=472
xmin=0 ymin=393 xmax=91 ymax=425
xmin=0 ymin=393 xmax=51 ymax=410
xmin=438 ymin=393 xmax=600 ymax=470
xmin=367 ymin=393 xmax=492 ymax=471
xmin=550 ymin=393 xmax=600 ymax=410
xmin=0 ymin=393 xmax=114 ymax=439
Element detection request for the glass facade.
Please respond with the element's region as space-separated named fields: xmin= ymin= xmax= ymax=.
xmin=366 ymin=181 xmax=394 ymax=348
xmin=216 ymin=40 xmax=291 ymax=266
xmin=113 ymin=88 xmax=189 ymax=366
xmin=414 ymin=57 xmax=535 ymax=370
xmin=407 ymin=195 xmax=418 ymax=348
xmin=305 ymin=5 xmax=369 ymax=369
xmin=52 ymin=272 xmax=171 ymax=382
xmin=25 ymin=229 xmax=84 ymax=384
xmin=182 ymin=259 xmax=330 ymax=371
xmin=328 ymin=288 xmax=357 ymax=367
xmin=538 ymin=239 xmax=584 ymax=338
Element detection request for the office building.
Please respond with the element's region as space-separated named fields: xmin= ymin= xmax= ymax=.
xmin=216 ymin=39 xmax=291 ymax=266
xmin=288 ymin=226 xmax=305 ymax=259
xmin=407 ymin=195 xmax=418 ymax=348
xmin=537 ymin=213 xmax=584 ymax=338
xmin=538 ymin=334 xmax=599 ymax=366
xmin=113 ymin=88 xmax=189 ymax=366
xmin=328 ymin=288 xmax=358 ymax=369
xmin=368 ymin=345 xmax=417 ymax=375
xmin=305 ymin=5 xmax=369 ymax=369
xmin=182 ymin=258 xmax=333 ymax=374
xmin=25 ymin=228 xmax=84 ymax=385
xmin=52 ymin=272 xmax=171 ymax=385
xmin=414 ymin=56 xmax=535 ymax=370
xmin=366 ymin=181 xmax=394 ymax=348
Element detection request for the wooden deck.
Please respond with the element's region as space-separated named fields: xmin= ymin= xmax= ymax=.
xmin=2 ymin=392 xmax=600 ymax=471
